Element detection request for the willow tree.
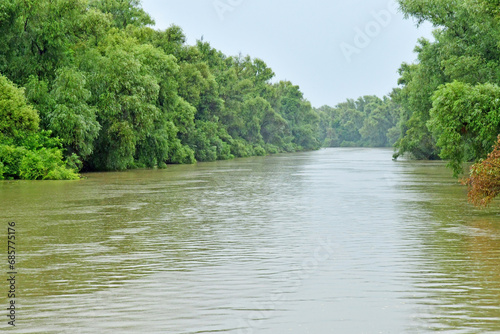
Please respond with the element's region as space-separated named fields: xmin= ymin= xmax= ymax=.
xmin=394 ymin=0 xmax=500 ymax=160
xmin=0 ymin=75 xmax=78 ymax=179
xmin=429 ymin=81 xmax=500 ymax=176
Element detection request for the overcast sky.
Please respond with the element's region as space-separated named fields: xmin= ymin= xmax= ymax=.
xmin=140 ymin=0 xmax=434 ymax=108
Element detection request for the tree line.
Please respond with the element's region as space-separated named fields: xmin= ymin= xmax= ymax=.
xmin=391 ymin=0 xmax=500 ymax=206
xmin=0 ymin=0 xmax=403 ymax=181
xmin=317 ymin=95 xmax=401 ymax=149
xmin=2 ymin=0 xmax=500 ymax=207
xmin=0 ymin=0 xmax=326 ymax=179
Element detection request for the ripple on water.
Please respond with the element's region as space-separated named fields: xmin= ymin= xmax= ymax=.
xmin=1 ymin=148 xmax=500 ymax=333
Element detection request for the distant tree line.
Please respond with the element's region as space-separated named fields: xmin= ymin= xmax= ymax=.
xmin=316 ymin=95 xmax=401 ymax=148
xmin=316 ymin=0 xmax=500 ymax=206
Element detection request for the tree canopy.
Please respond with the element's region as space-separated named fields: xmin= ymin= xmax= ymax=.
xmin=0 ymin=0 xmax=327 ymax=178
xmin=394 ymin=0 xmax=500 ymax=161
xmin=394 ymin=0 xmax=500 ymax=205
xmin=6 ymin=0 xmax=498 ymax=205
xmin=317 ymin=95 xmax=401 ymax=148
xmin=0 ymin=74 xmax=78 ymax=180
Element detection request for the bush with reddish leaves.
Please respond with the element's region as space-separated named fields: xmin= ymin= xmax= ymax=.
xmin=464 ymin=135 xmax=500 ymax=207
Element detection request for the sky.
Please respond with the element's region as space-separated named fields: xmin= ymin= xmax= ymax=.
xmin=140 ymin=0 xmax=435 ymax=108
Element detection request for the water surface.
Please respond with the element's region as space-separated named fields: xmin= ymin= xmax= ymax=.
xmin=1 ymin=148 xmax=499 ymax=333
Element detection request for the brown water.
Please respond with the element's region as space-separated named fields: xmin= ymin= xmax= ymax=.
xmin=1 ymin=148 xmax=499 ymax=333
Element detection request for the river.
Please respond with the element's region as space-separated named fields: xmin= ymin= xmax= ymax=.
xmin=1 ymin=148 xmax=499 ymax=333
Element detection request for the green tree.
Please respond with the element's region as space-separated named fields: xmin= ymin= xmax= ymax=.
xmin=89 ymin=0 xmax=154 ymax=29
xmin=0 ymin=0 xmax=325 ymax=175
xmin=318 ymin=95 xmax=399 ymax=148
xmin=393 ymin=39 xmax=444 ymax=160
xmin=0 ymin=74 xmax=78 ymax=179
xmin=429 ymin=81 xmax=500 ymax=176
xmin=0 ymin=0 xmax=90 ymax=81
xmin=0 ymin=75 xmax=39 ymax=137
xmin=394 ymin=0 xmax=500 ymax=161
xmin=46 ymin=68 xmax=100 ymax=159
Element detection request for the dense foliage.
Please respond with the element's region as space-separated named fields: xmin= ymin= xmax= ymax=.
xmin=0 ymin=0 xmax=325 ymax=178
xmin=429 ymin=81 xmax=500 ymax=176
xmin=6 ymin=0 xmax=498 ymax=206
xmin=391 ymin=0 xmax=500 ymax=205
xmin=394 ymin=0 xmax=500 ymax=170
xmin=317 ymin=95 xmax=401 ymax=148
xmin=0 ymin=75 xmax=79 ymax=180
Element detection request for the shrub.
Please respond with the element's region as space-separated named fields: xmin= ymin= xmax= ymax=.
xmin=231 ymin=139 xmax=252 ymax=157
xmin=463 ymin=135 xmax=500 ymax=207
xmin=254 ymin=145 xmax=266 ymax=156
